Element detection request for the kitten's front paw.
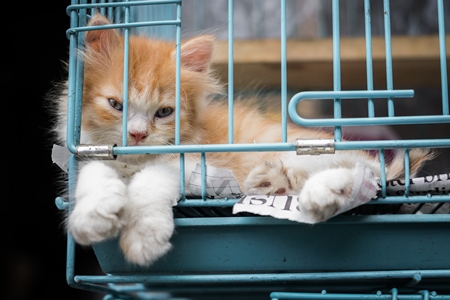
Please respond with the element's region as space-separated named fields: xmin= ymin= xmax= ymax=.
xmin=68 ymin=193 xmax=126 ymax=245
xmin=117 ymin=162 xmax=179 ymax=266
xmin=68 ymin=162 xmax=128 ymax=245
xmin=298 ymin=168 xmax=353 ymax=223
xmin=119 ymin=213 xmax=174 ymax=266
xmin=244 ymin=160 xmax=296 ymax=195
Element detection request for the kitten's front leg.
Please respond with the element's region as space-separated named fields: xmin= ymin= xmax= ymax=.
xmin=120 ymin=163 xmax=180 ymax=266
xmin=69 ymin=161 xmax=127 ymax=245
xmin=298 ymin=168 xmax=354 ymax=223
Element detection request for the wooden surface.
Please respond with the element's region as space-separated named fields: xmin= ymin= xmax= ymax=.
xmin=211 ymin=35 xmax=450 ymax=90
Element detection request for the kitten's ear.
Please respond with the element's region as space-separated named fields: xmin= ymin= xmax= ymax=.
xmin=84 ymin=14 xmax=120 ymax=53
xmin=177 ymin=35 xmax=215 ymax=73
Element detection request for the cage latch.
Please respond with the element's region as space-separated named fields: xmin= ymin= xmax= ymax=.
xmin=296 ymin=139 xmax=335 ymax=155
xmin=76 ymin=144 xmax=117 ymax=160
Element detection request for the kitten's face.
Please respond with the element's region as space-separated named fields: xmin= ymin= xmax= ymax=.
xmin=82 ymin=37 xmax=181 ymax=149
xmin=78 ymin=15 xmax=220 ymax=164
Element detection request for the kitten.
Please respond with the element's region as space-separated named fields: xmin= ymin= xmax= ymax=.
xmin=50 ymin=14 xmax=222 ymax=266
xmin=50 ymin=14 xmax=434 ymax=266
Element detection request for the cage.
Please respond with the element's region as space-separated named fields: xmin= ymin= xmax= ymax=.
xmin=54 ymin=0 xmax=450 ymax=299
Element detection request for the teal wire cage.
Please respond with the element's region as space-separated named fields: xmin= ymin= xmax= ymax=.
xmin=56 ymin=0 xmax=450 ymax=299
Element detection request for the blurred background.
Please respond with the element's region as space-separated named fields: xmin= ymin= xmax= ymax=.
xmin=4 ymin=1 xmax=449 ymax=299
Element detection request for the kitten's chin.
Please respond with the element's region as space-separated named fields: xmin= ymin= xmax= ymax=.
xmin=115 ymin=154 xmax=156 ymax=165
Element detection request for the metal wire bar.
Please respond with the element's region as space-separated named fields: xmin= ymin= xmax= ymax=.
xmin=201 ymin=152 xmax=207 ymax=200
xmin=288 ymin=90 xmax=450 ymax=127
xmin=66 ymin=2 xmax=84 ymax=154
xmin=271 ymin=289 xmax=450 ymax=300
xmin=364 ymin=0 xmax=375 ymax=118
xmin=121 ymin=4 xmax=130 ymax=147
xmin=175 ymin=3 xmax=185 ymax=201
xmin=66 ymin=0 xmax=182 ymax=13
xmin=179 ymin=153 xmax=186 ymax=199
xmin=332 ymin=0 xmax=343 ymax=141
xmin=73 ymin=269 xmax=450 ymax=285
xmin=379 ymin=149 xmax=387 ymax=197
xmin=66 ymin=20 xmax=181 ymax=38
xmin=174 ymin=3 xmax=182 ymax=144
xmin=280 ymin=0 xmax=288 ymax=142
xmin=108 ymin=138 xmax=450 ymax=157
xmin=437 ymin=0 xmax=449 ymax=115
xmin=383 ymin=0 xmax=394 ymax=117
xmin=404 ymin=148 xmax=411 ymax=196
xmin=228 ymin=0 xmax=235 ymax=144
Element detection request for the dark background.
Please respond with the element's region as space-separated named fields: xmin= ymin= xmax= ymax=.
xmin=3 ymin=1 xmax=99 ymax=299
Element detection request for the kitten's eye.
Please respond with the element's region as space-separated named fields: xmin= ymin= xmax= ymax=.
xmin=108 ymin=98 xmax=123 ymax=111
xmin=155 ymin=107 xmax=174 ymax=118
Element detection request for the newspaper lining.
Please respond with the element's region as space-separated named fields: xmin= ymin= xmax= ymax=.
xmin=188 ymin=164 xmax=242 ymax=198
xmin=381 ymin=173 xmax=450 ymax=196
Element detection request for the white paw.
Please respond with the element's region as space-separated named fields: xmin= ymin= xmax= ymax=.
xmin=119 ymin=214 xmax=174 ymax=266
xmin=298 ymin=168 xmax=354 ymax=223
xmin=68 ymin=191 xmax=126 ymax=245
xmin=68 ymin=162 xmax=127 ymax=245
xmin=118 ymin=162 xmax=179 ymax=266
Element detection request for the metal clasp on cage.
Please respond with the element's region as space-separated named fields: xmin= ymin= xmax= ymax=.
xmin=295 ymin=139 xmax=335 ymax=155
xmin=76 ymin=144 xmax=117 ymax=160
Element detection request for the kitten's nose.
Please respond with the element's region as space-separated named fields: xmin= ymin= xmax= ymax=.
xmin=129 ymin=131 xmax=148 ymax=144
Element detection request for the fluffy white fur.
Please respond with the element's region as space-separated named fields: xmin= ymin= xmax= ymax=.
xmin=119 ymin=162 xmax=180 ymax=266
xmin=69 ymin=161 xmax=127 ymax=244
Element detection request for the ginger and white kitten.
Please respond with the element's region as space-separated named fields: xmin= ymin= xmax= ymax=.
xmin=51 ymin=14 xmax=222 ymax=266
xmin=50 ymin=14 xmax=434 ymax=266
